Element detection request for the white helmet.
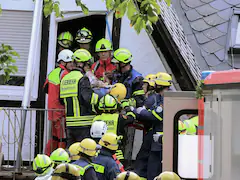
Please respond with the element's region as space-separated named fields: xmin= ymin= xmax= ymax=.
xmin=57 ymin=49 xmax=73 ymax=62
xmin=90 ymin=120 xmax=108 ymax=138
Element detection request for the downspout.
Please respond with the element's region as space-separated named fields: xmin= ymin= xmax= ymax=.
xmin=16 ymin=0 xmax=43 ymax=172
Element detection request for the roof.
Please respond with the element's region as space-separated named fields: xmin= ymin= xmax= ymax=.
xmin=159 ymin=1 xmax=202 ymax=81
xmin=172 ymin=0 xmax=240 ymax=71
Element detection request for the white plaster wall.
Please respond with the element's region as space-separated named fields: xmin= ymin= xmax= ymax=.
xmin=58 ymin=0 xmax=106 ymax=12
xmin=119 ymin=15 xmax=167 ymax=77
xmin=0 ymin=0 xmax=34 ymax=11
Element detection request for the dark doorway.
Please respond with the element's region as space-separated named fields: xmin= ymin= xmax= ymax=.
xmin=57 ymin=14 xmax=106 ymax=59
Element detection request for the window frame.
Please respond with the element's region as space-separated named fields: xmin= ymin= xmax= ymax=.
xmin=230 ymin=9 xmax=240 ymax=49
xmin=0 ymin=8 xmax=42 ymax=101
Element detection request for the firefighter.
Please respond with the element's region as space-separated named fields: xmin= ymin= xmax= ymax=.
xmin=134 ymin=74 xmax=157 ymax=179
xmin=91 ymin=38 xmax=116 ymax=82
xmin=116 ymin=171 xmax=140 ymax=180
xmin=92 ymin=132 xmax=122 ymax=180
xmin=154 ymin=171 xmax=181 ymax=180
xmin=90 ymin=120 xmax=125 ymax=173
xmin=72 ymin=138 xmax=98 ymax=180
xmin=68 ymin=142 xmax=81 ymax=163
xmin=50 ymin=148 xmax=70 ymax=168
xmin=57 ymin=31 xmax=74 ymax=53
xmin=44 ymin=49 xmax=75 ymax=156
xmin=93 ymin=94 xmax=137 ymax=161
xmin=33 ymin=154 xmax=54 ymax=180
xmin=60 ymin=49 xmax=99 ymax=147
xmin=136 ymin=72 xmax=172 ymax=180
xmin=51 ymin=163 xmax=81 ymax=180
xmin=75 ymin=27 xmax=96 ymax=65
xmin=142 ymin=74 xmax=156 ymax=97
xmin=184 ymin=115 xmax=198 ymax=135
xmin=178 ymin=120 xmax=187 ymax=135
xmin=111 ymin=48 xmax=145 ymax=108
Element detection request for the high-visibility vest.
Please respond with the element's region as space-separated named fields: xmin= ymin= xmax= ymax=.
xmin=60 ymin=71 xmax=96 ymax=127
xmin=112 ymin=154 xmax=125 ymax=172
xmin=73 ymin=160 xmax=93 ymax=176
xmin=93 ymin=113 xmax=119 ymax=134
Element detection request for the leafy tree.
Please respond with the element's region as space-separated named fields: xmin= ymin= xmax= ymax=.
xmin=43 ymin=0 xmax=171 ymax=34
xmin=0 ymin=44 xmax=19 ymax=84
xmin=0 ymin=7 xmax=19 ymax=84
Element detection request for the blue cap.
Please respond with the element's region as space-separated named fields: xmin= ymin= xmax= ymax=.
xmin=201 ymin=71 xmax=215 ymax=80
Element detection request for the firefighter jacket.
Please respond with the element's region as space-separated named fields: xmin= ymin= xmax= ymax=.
xmin=137 ymin=94 xmax=164 ymax=151
xmin=113 ymin=66 xmax=145 ymax=107
xmin=43 ymin=64 xmax=68 ymax=121
xmin=91 ymin=58 xmax=116 ymax=81
xmin=60 ymin=70 xmax=99 ymax=127
xmin=92 ymin=148 xmax=121 ymax=180
xmin=92 ymin=112 xmax=135 ymax=136
xmin=72 ymin=157 xmax=98 ymax=180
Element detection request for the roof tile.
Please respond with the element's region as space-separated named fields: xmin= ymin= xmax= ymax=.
xmin=216 ymin=22 xmax=229 ymax=33
xmin=203 ymin=13 xmax=227 ymax=26
xmin=214 ymin=48 xmax=225 ymax=61
xmin=180 ymin=0 xmax=190 ymax=11
xmin=201 ymin=40 xmax=223 ymax=53
xmin=236 ymin=4 xmax=240 ymax=8
xmin=195 ymin=32 xmax=211 ymax=44
xmin=185 ymin=9 xmax=203 ymax=21
xmin=217 ymin=8 xmax=233 ymax=20
xmin=224 ymin=0 xmax=240 ymax=6
xmin=201 ymin=49 xmax=210 ymax=57
xmin=203 ymin=27 xmax=225 ymax=39
xmin=210 ymin=62 xmax=232 ymax=70
xmin=204 ymin=54 xmax=222 ymax=66
xmin=183 ymin=0 xmax=205 ymax=8
xmin=209 ymin=0 xmax=232 ymax=11
xmin=215 ymin=35 xmax=227 ymax=46
xmin=201 ymin=0 xmax=215 ymax=3
xmin=190 ymin=19 xmax=211 ymax=31
xmin=195 ymin=4 xmax=219 ymax=16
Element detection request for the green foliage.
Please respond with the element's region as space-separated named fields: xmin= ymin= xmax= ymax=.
xmin=106 ymin=0 xmax=171 ymax=34
xmin=40 ymin=0 xmax=171 ymax=34
xmin=0 ymin=44 xmax=19 ymax=84
xmin=75 ymin=0 xmax=89 ymax=15
xmin=195 ymin=80 xmax=204 ymax=99
xmin=0 ymin=4 xmax=2 ymax=14
xmin=43 ymin=0 xmax=63 ymax=18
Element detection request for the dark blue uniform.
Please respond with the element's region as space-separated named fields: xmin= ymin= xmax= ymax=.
xmin=72 ymin=157 xmax=98 ymax=180
xmin=92 ymin=149 xmax=121 ymax=180
xmin=113 ymin=67 xmax=145 ymax=107
xmin=137 ymin=94 xmax=163 ymax=180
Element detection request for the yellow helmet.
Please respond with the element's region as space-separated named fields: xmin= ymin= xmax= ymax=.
xmin=75 ymin=27 xmax=93 ymax=44
xmin=154 ymin=171 xmax=181 ymax=180
xmin=178 ymin=121 xmax=187 ymax=135
xmin=99 ymin=132 xmax=120 ymax=151
xmin=95 ymin=38 xmax=113 ymax=52
xmin=32 ymin=154 xmax=53 ymax=176
xmin=143 ymin=74 xmax=156 ymax=87
xmin=50 ymin=148 xmax=70 ymax=167
xmin=110 ymin=83 xmax=127 ymax=102
xmin=51 ymin=163 xmax=81 ymax=180
xmin=68 ymin=142 xmax=81 ymax=161
xmin=79 ymin=138 xmax=97 ymax=157
xmin=98 ymin=94 xmax=118 ymax=112
xmin=116 ymin=171 xmax=140 ymax=180
xmin=57 ymin=31 xmax=73 ymax=48
xmin=155 ymin=72 xmax=172 ymax=87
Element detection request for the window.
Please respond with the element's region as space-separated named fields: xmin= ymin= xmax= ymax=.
xmin=230 ymin=9 xmax=240 ymax=49
xmin=236 ymin=19 xmax=240 ymax=45
xmin=0 ymin=8 xmax=41 ymax=101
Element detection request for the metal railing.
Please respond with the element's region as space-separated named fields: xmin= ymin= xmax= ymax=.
xmin=0 ymin=108 xmax=65 ymax=175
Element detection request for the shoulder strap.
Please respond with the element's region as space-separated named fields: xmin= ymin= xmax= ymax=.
xmin=93 ymin=61 xmax=100 ymax=73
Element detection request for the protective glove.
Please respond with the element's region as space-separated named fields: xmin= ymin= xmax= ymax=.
xmin=136 ymin=106 xmax=146 ymax=114
xmin=153 ymin=133 xmax=163 ymax=143
xmin=121 ymin=99 xmax=130 ymax=109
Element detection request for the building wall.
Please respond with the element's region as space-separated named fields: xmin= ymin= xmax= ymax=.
xmin=120 ymin=15 xmax=167 ymax=77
